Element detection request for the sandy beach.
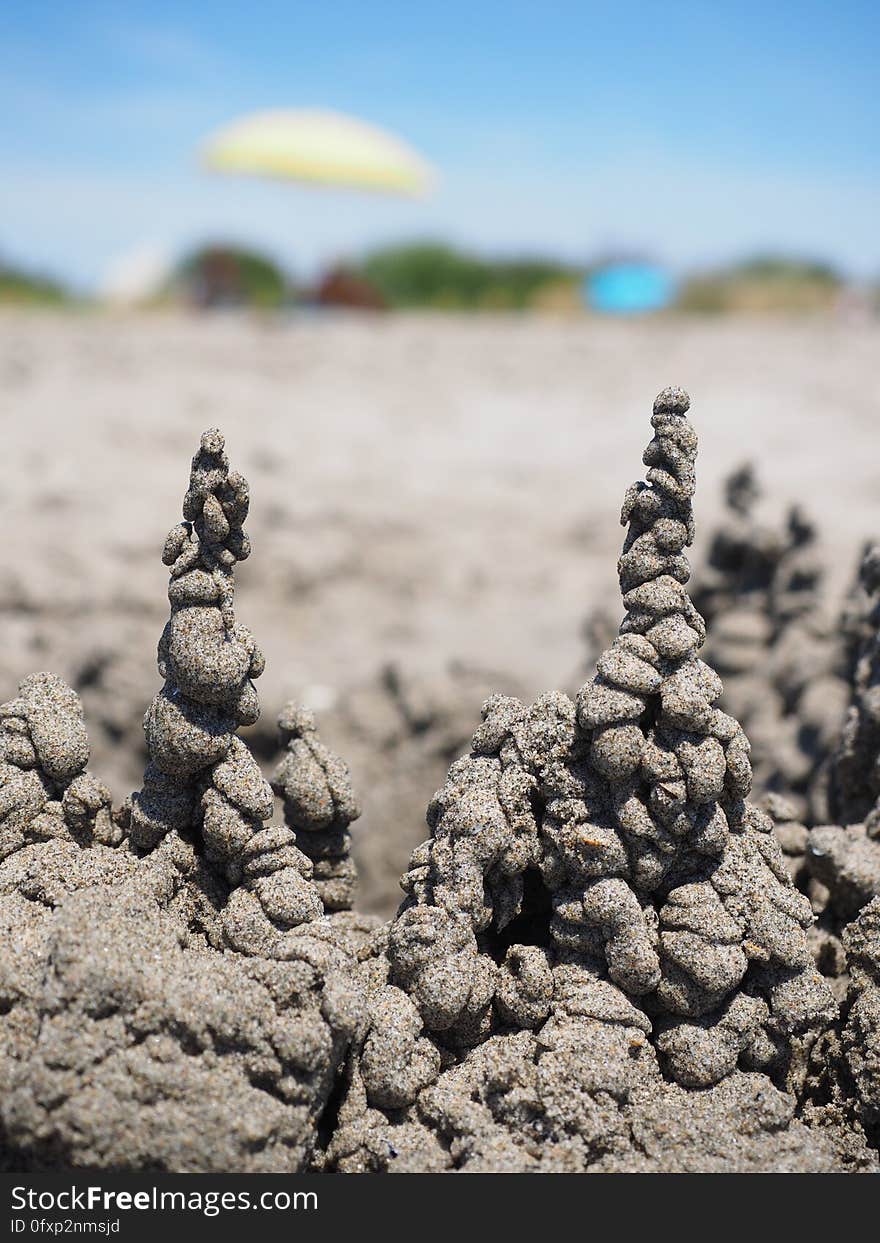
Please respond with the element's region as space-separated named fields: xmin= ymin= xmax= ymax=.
xmin=2 ymin=309 xmax=878 ymax=911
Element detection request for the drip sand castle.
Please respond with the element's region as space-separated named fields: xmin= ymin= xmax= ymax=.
xmin=0 ymin=432 xmax=369 ymax=1171
xmin=1 ymin=393 xmax=879 ymax=1172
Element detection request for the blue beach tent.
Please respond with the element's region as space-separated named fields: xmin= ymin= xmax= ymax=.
xmin=585 ymin=262 xmax=676 ymax=314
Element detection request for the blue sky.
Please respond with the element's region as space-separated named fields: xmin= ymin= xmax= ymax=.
xmin=2 ymin=1 xmax=878 ymax=289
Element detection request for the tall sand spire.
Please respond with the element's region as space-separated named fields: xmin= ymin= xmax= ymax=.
xmin=122 ymin=429 xmax=328 ymax=954
xmin=325 ymin=387 xmax=837 ymax=1171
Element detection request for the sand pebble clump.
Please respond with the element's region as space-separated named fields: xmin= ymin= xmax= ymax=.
xmin=0 ymin=671 xmax=117 ymax=859
xmin=829 ymin=545 xmax=880 ymax=831
xmin=805 ymin=547 xmax=880 ymax=928
xmin=692 ymin=465 xmax=849 ymax=825
xmin=272 ymin=703 xmax=361 ymax=912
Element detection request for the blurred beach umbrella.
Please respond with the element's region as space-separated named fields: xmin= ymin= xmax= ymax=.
xmin=201 ymin=109 xmax=434 ymax=196
xmin=585 ymin=262 xmax=676 ymax=315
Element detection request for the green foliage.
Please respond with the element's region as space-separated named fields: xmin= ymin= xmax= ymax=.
xmin=0 ymin=260 xmax=69 ymax=305
xmin=732 ymin=256 xmax=840 ymax=284
xmin=357 ymin=242 xmax=581 ymax=310
xmin=174 ymin=245 xmax=289 ymax=309
xmin=677 ymin=255 xmax=843 ymax=313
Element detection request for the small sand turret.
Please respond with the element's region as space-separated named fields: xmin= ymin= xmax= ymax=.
xmin=0 ymin=672 xmax=115 ymax=858
xmin=272 ymin=703 xmax=361 ymax=911
xmin=120 ymin=429 xmax=330 ymax=955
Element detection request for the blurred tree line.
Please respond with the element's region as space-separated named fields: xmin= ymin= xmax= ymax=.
xmin=161 ymin=241 xmax=581 ymax=311
xmin=677 ymin=256 xmax=844 ymax=313
xmin=2 ymin=242 xmax=874 ymax=315
xmin=356 ymin=242 xmax=581 ymax=310
xmin=0 ymin=257 xmax=69 ymax=305
xmin=162 ymin=245 xmax=862 ymax=315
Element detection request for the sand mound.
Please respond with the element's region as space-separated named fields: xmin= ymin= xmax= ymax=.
xmin=0 ymin=433 xmax=370 ymax=1173
xmin=0 ymin=833 xmax=361 ymax=1171
xmin=321 ymin=390 xmax=874 ymax=1172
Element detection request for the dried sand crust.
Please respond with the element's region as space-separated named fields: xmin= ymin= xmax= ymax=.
xmin=1 ymin=397 xmax=879 ymax=1173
